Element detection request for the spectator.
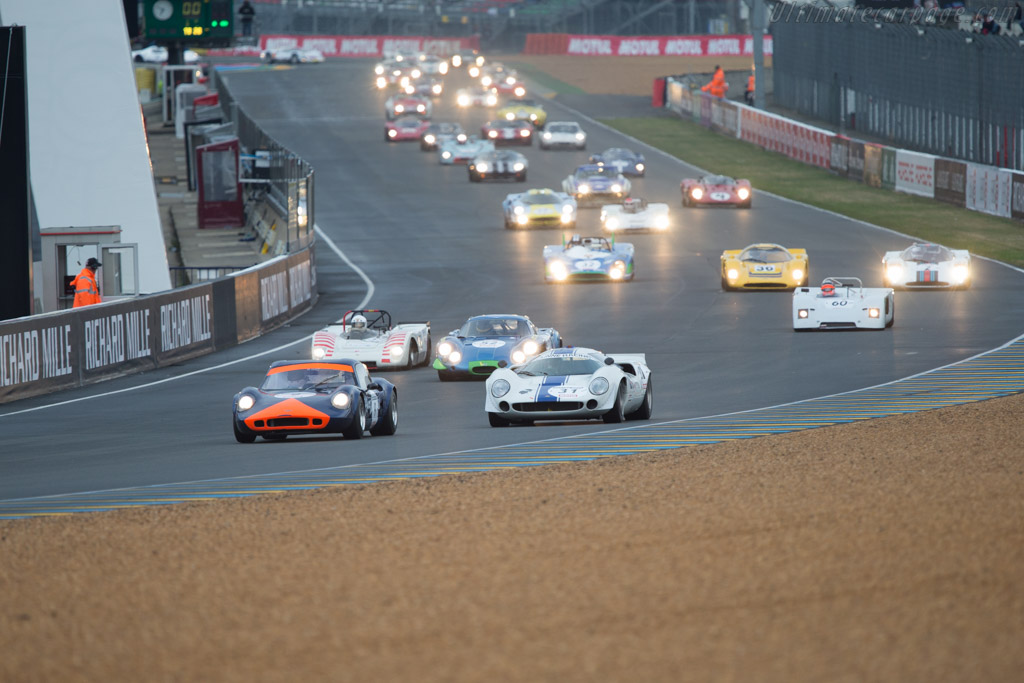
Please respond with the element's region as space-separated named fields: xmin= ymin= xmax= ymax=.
xmin=238 ymin=0 xmax=256 ymax=37
xmin=701 ymin=65 xmax=728 ymax=99
xmin=980 ymin=13 xmax=1000 ymax=34
xmin=744 ymin=68 xmax=755 ymax=106
xmin=71 ymin=258 xmax=102 ymax=308
xmin=1013 ymin=2 xmax=1024 ymax=32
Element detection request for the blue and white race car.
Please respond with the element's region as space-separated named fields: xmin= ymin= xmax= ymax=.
xmin=485 ymin=347 xmax=652 ymax=426
xmin=439 ymin=135 xmax=495 ymax=165
xmin=433 ymin=314 xmax=562 ymax=381
xmin=543 ymin=234 xmax=634 ymax=283
xmin=562 ymin=164 xmax=631 ymax=207
xmin=502 ymin=188 xmax=577 ymax=230
xmin=589 ymin=147 xmax=646 ymax=177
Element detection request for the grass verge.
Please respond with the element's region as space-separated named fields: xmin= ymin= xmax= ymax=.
xmin=602 ymin=116 xmax=1024 ymax=267
xmin=506 ymin=61 xmax=588 ymax=96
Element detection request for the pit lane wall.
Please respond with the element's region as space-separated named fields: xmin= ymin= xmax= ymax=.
xmin=664 ymin=77 xmax=1024 ymax=222
xmin=0 ymin=249 xmax=317 ymax=404
xmin=522 ymin=33 xmax=772 ymax=57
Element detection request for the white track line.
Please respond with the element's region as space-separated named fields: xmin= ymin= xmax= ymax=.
xmin=0 ymin=225 xmax=372 ymax=418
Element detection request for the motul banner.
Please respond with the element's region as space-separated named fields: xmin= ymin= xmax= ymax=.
xmin=258 ymin=35 xmax=478 ymax=58
xmin=894 ymin=150 xmax=936 ymax=199
xmin=562 ymin=34 xmax=772 ymax=58
xmin=739 ymin=108 xmax=831 ymax=169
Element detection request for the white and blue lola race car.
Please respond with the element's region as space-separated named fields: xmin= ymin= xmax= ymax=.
xmin=562 ymin=164 xmax=631 ymax=206
xmin=793 ymin=277 xmax=895 ymax=331
xmin=485 ymin=347 xmax=652 ymax=426
xmin=543 ymin=235 xmax=634 ymax=283
xmin=439 ymin=135 xmax=495 ymax=164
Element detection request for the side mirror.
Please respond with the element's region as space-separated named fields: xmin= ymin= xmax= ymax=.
xmin=497 ymin=360 xmax=507 ymax=368
xmin=604 ymin=357 xmax=615 ymax=365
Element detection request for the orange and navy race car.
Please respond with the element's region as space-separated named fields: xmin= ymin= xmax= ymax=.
xmin=232 ymin=360 xmax=398 ymax=443
xmin=681 ymin=174 xmax=752 ymax=208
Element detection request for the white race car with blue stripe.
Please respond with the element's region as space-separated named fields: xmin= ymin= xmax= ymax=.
xmin=485 ymin=347 xmax=652 ymax=426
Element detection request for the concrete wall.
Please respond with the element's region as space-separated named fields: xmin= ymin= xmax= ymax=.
xmin=0 ymin=0 xmax=170 ymax=296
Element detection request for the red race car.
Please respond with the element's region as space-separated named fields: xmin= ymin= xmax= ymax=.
xmin=681 ymin=174 xmax=752 ymax=208
xmin=481 ymin=119 xmax=533 ymax=146
xmin=386 ymin=116 xmax=431 ymax=142
xmin=385 ymin=93 xmax=432 ymax=121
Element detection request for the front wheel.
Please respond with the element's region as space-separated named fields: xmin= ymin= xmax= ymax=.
xmin=438 ymin=370 xmax=454 ymax=382
xmin=488 ymin=412 xmax=510 ymax=427
xmin=516 ymin=172 xmax=527 ymax=182
xmin=630 ymin=379 xmax=653 ymax=420
xmin=602 ymin=383 xmax=626 ymax=424
xmin=342 ymin=397 xmax=366 ymax=439
xmin=233 ymin=420 xmax=256 ymax=443
xmin=370 ymin=393 xmax=398 ymax=436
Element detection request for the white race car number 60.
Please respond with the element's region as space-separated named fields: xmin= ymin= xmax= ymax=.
xmin=830 ymin=300 xmax=849 ymax=307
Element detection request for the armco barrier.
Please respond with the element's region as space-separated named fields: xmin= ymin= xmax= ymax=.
xmin=522 ymin=33 xmax=773 ymax=57
xmin=0 ymin=246 xmax=317 ymax=404
xmin=663 ymin=75 xmax=1024 ymax=224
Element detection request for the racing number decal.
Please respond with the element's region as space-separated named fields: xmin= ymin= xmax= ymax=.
xmin=830 ymin=301 xmax=849 ymax=307
xmin=753 ymin=265 xmax=777 ymax=272
xmin=367 ymin=391 xmax=380 ymax=425
xmin=575 ymin=260 xmax=601 ymax=271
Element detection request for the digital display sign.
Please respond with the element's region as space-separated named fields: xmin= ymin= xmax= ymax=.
xmin=142 ymin=0 xmax=233 ymax=44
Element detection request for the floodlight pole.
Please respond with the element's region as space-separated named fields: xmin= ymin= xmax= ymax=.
xmin=752 ymin=0 xmax=767 ymax=109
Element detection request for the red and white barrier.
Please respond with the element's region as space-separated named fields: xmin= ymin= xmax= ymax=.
xmin=253 ymin=35 xmax=479 ymax=58
xmin=739 ymin=107 xmax=831 ymax=170
xmin=524 ymin=34 xmax=773 ymax=57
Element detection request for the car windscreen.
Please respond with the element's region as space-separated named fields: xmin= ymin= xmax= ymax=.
xmin=602 ymin=148 xmax=632 ymax=160
xmin=520 ymin=193 xmax=558 ymax=205
xmin=261 ymin=367 xmax=355 ymax=392
xmin=703 ymin=175 xmax=733 ymax=185
xmin=740 ymin=246 xmax=791 ymax=263
xmin=580 ymin=167 xmax=619 ymax=179
xmin=517 ymin=356 xmax=604 ymax=376
xmin=460 ymin=318 xmax=532 ymax=337
xmin=547 ymin=124 xmax=577 ymax=133
xmin=902 ymin=244 xmax=953 ymax=262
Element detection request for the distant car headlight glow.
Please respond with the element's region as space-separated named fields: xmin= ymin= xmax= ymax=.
xmin=610 ymin=261 xmax=626 ymax=279
xmin=513 ymin=205 xmax=525 ymax=215
xmin=611 ymin=183 xmax=622 ymax=193
xmin=543 ymin=132 xmax=552 ymax=139
xmin=481 ymin=75 xmax=492 ymax=86
xmin=562 ymin=204 xmax=574 ymax=214
xmin=953 ymin=264 xmax=969 ymax=283
xmin=737 ymin=187 xmax=750 ymax=200
xmin=578 ymin=184 xmax=590 ymax=194
xmin=470 ymin=66 xmax=481 ymax=77
xmin=654 ymin=215 xmax=669 ymax=230
xmin=798 ymin=309 xmax=809 ymax=319
xmin=514 ymin=86 xmax=526 ymax=97
xmin=457 ymin=94 xmax=470 ymax=107
xmin=312 ymin=347 xmax=327 ymax=360
xmin=375 ymin=65 xmax=385 ymax=75
xmin=886 ymin=264 xmax=904 ymax=282
xmin=505 ymin=112 xmax=515 ymax=120
xmin=516 ymin=214 xmax=529 ymax=225
xmin=395 ymin=104 xmax=405 ymax=113
xmin=404 ymin=85 xmax=415 ymax=95
xmin=791 ymin=268 xmax=804 ymax=282
xmin=519 ymin=129 xmax=531 ymax=137
xmin=513 ymin=162 xmax=525 ymax=171
xmin=388 ymin=129 xmax=397 ymax=138
xmin=411 ymin=69 xmax=421 ymax=79
xmin=511 ymin=350 xmax=526 ymax=364
xmin=424 ymin=134 xmax=436 ymax=144
xmin=456 ymin=133 xmax=467 ymax=143
xmin=448 ymin=350 xmax=462 ymax=364
xmin=523 ymin=340 xmax=539 ymax=355
xmin=491 ymin=379 xmax=510 ymax=398
xmin=868 ymin=308 xmax=880 ymax=319
xmin=237 ymin=394 xmax=255 ymax=412
xmin=438 ymin=342 xmax=454 ymax=357
xmin=529 ymin=113 xmax=537 ymax=121
xmin=485 ymin=94 xmax=497 ymax=106
xmin=432 ymin=84 xmax=442 ymax=95
xmin=439 ymin=62 xmax=448 ymax=75
xmin=416 ymin=104 xmax=426 ymax=113
xmin=605 ymin=217 xmax=619 ymax=230
xmin=488 ymin=130 xmax=498 ymax=138
xmin=550 ymin=261 xmax=568 ymax=281
xmin=575 ymin=133 xmax=586 ymax=140
xmin=452 ymin=55 xmax=462 ymax=67
xmin=506 ymin=76 xmax=516 ymax=85
xmin=560 ymin=213 xmax=572 ymax=224
xmin=589 ymin=377 xmax=609 ymax=395
xmin=376 ymin=77 xmax=386 ymax=89
xmin=636 ymin=163 xmax=645 ymax=172
xmin=331 ymin=392 xmax=350 ymax=409
xmin=476 ymin=162 xmax=489 ymax=173
xmin=442 ymin=151 xmax=452 ymax=159
xmin=691 ymin=187 xmax=704 ymax=200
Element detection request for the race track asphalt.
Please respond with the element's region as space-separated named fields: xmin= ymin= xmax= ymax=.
xmin=3 ymin=60 xmax=1023 ymax=502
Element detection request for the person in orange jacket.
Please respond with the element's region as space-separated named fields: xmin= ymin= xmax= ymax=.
xmin=701 ymin=65 xmax=728 ymax=98
xmin=71 ymin=257 xmax=102 ymax=307
xmin=744 ymin=69 xmax=755 ymax=106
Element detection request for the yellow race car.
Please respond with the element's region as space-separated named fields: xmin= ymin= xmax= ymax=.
xmin=721 ymin=243 xmax=808 ymax=291
xmin=495 ymin=98 xmax=547 ymax=127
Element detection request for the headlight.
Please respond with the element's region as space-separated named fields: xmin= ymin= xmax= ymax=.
xmin=654 ymin=215 xmax=669 ymax=230
xmin=411 ymin=69 xmax=421 ymax=79
xmin=442 ymin=151 xmax=452 ymax=159
xmin=513 ymin=162 xmax=524 ymax=171
xmin=506 ymin=76 xmax=516 ymax=85
xmin=469 ymin=66 xmax=480 ymax=78
xmin=395 ymin=104 xmax=405 ymax=113
xmin=798 ymin=309 xmax=809 ymax=319
xmin=511 ymin=350 xmax=526 ymax=364
xmin=691 ymin=187 xmax=704 ymax=200
xmin=514 ymin=86 xmax=526 ymax=97
xmin=390 ymin=346 xmax=403 ymax=357
xmin=562 ymin=204 xmax=574 ymax=214
xmin=611 ymin=183 xmax=622 ymax=193
xmin=953 ymin=264 xmax=969 ymax=283
xmin=485 ymin=95 xmax=497 ymax=106
xmin=376 ymin=77 xmax=386 ymax=89
xmin=452 ymin=55 xmax=462 ymax=67
xmin=476 ymin=56 xmax=485 ymax=66
xmin=457 ymin=133 xmax=467 ymax=143
xmin=505 ymin=112 xmax=515 ymax=120
xmin=331 ymin=392 xmax=350 ymax=409
xmin=457 ymin=95 xmax=470 ymax=107
xmin=791 ymin=268 xmax=804 ymax=282
xmin=237 ymin=394 xmax=255 ymax=412
xmin=605 ymin=217 xmax=619 ymax=230
xmin=543 ymin=132 xmax=552 ymax=139
xmin=513 ymin=205 xmax=525 ymax=215
xmin=491 ymin=379 xmax=510 ymax=398
xmin=375 ymin=65 xmax=385 ymax=75
xmin=448 ymin=350 xmax=462 ymax=364
xmin=886 ymin=265 xmax=904 ymax=282
xmin=550 ymin=261 xmax=568 ymax=280
xmin=400 ymin=76 xmax=410 ymax=87
xmin=575 ymin=133 xmax=586 ymax=140
xmin=488 ymin=130 xmax=498 ymax=138
xmin=610 ymin=261 xmax=625 ymax=279
xmin=404 ymin=85 xmax=415 ymax=95
xmin=516 ymin=214 xmax=529 ymax=225
xmin=529 ymin=113 xmax=537 ymax=121
xmin=523 ymin=340 xmax=539 ymax=355
xmin=519 ymin=129 xmax=531 ymax=137
xmin=868 ymin=308 xmax=880 ymax=319
xmin=416 ymin=105 xmax=425 ymax=113
xmin=727 ymin=268 xmax=739 ymax=280
xmin=589 ymin=377 xmax=609 ymax=395
xmin=439 ymin=62 xmax=448 ymax=75
xmin=388 ymin=129 xmax=397 ymax=138
xmin=432 ymin=84 xmax=442 ymax=95
xmin=737 ymin=187 xmax=750 ymax=200
xmin=560 ymin=213 xmax=572 ymax=224
xmin=481 ymin=75 xmax=492 ymax=86
xmin=438 ymin=341 xmax=454 ymax=357
xmin=424 ymin=134 xmax=436 ymax=144
xmin=476 ymin=162 xmax=489 ymax=173
xmin=312 ymin=347 xmax=327 ymax=360
xmin=578 ymin=184 xmax=590 ymax=194
xmin=636 ymin=163 xmax=645 ymax=172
